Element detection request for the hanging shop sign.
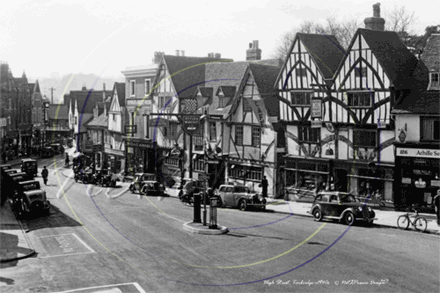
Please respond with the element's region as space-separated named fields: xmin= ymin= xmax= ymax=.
xmin=182 ymin=114 xmax=201 ymax=135
xmin=311 ymin=98 xmax=322 ymax=118
xmin=93 ymin=144 xmax=103 ymax=152
xmin=149 ymin=117 xmax=169 ymax=127
xmin=396 ymin=147 xmax=440 ymax=159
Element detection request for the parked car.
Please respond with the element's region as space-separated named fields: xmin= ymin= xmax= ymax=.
xmin=216 ymin=184 xmax=266 ymax=211
xmin=21 ymin=158 xmax=38 ymax=179
xmin=50 ymin=143 xmax=62 ymax=154
xmin=95 ymin=169 xmax=117 ymax=187
xmin=182 ymin=178 xmax=205 ymax=197
xmin=0 ymin=164 xmax=12 ymax=174
xmin=129 ymin=173 xmax=156 ymax=194
xmin=10 ymin=180 xmax=50 ymax=217
xmin=308 ymin=191 xmax=376 ymax=225
xmin=140 ymin=181 xmax=165 ymax=196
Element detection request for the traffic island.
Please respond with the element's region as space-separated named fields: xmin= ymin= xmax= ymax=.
xmin=183 ymin=221 xmax=229 ymax=235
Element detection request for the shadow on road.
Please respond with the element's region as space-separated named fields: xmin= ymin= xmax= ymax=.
xmin=23 ymin=205 xmax=82 ymax=232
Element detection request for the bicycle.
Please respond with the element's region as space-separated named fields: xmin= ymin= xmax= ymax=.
xmin=397 ymin=207 xmax=428 ymax=232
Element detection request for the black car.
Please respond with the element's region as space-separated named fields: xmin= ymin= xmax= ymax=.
xmin=308 ymin=191 xmax=376 ymax=225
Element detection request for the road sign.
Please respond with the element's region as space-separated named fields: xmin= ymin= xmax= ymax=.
xmin=182 ymin=114 xmax=201 ymax=135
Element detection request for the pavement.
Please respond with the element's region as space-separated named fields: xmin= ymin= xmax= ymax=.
xmin=1 ymin=167 xmax=438 ymax=263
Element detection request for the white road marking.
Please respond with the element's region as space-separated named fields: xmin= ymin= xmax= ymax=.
xmin=39 ymin=251 xmax=94 ymax=259
xmin=37 ymin=233 xmax=95 ymax=258
xmin=72 ymin=233 xmax=95 ymax=253
xmin=106 ymin=187 xmax=130 ymax=199
xmin=53 ymin=282 xmax=146 ymax=293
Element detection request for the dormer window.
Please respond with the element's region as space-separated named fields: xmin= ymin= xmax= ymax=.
xmin=218 ymin=94 xmax=230 ymax=108
xmin=429 ymin=72 xmax=439 ymax=89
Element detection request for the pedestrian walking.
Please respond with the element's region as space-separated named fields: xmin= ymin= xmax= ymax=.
xmin=65 ymin=153 xmax=70 ymax=167
xmin=260 ymin=175 xmax=268 ymax=198
xmin=41 ymin=166 xmax=49 ymax=185
xmin=434 ymin=190 xmax=440 ymax=226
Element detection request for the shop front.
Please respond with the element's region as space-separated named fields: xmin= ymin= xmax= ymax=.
xmin=395 ymin=146 xmax=440 ymax=211
xmin=124 ymin=138 xmax=158 ymax=177
xmin=103 ymin=146 xmax=125 ymax=174
xmin=284 ymin=156 xmax=331 ymax=202
xmin=332 ymin=160 xmax=394 ymax=206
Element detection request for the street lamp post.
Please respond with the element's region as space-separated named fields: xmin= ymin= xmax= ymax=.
xmin=200 ymin=111 xmax=209 ymax=226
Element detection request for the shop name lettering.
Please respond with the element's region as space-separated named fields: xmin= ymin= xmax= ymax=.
xmin=399 ymin=149 xmax=440 ymax=157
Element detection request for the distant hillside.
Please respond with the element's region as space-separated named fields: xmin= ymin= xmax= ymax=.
xmin=37 ymin=73 xmax=124 ymax=104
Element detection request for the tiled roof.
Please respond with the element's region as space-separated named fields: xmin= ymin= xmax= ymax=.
xmin=86 ymin=112 xmax=108 ymax=127
xmin=197 ymin=86 xmax=213 ymax=98
xmin=392 ymin=90 xmax=440 ymax=114
xmin=248 ymin=63 xmax=281 ymax=117
xmin=163 ymin=55 xmax=233 ymax=98
xmin=77 ymin=113 xmax=93 ymax=133
xmin=217 ymin=86 xmax=236 ymax=97
xmin=299 ymin=33 xmax=345 ymax=79
xmin=48 ymin=104 xmax=69 ymax=120
xmin=355 ymin=28 xmax=429 ymax=91
xmin=114 ymin=82 xmax=126 ymax=107
xmin=204 ymin=61 xmax=248 ymax=114
xmin=421 ymin=34 xmax=440 ymax=72
xmin=66 ymin=89 xmax=113 ymax=114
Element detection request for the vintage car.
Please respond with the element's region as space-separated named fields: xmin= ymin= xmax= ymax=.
xmin=21 ymin=158 xmax=38 ymax=179
xmin=140 ymin=181 xmax=165 ymax=196
xmin=3 ymin=168 xmax=18 ymax=176
xmin=0 ymin=164 xmax=12 ymax=174
xmin=6 ymin=172 xmax=29 ymax=186
xmin=216 ymin=184 xmax=266 ymax=211
xmin=95 ymin=169 xmax=117 ymax=187
xmin=129 ymin=173 xmax=156 ymax=194
xmin=11 ymin=180 xmax=50 ymax=217
xmin=308 ymin=191 xmax=377 ymax=225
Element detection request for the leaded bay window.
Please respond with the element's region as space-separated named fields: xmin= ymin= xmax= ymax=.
xmin=252 ymin=126 xmax=260 ymax=147
xmin=347 ymin=92 xmax=373 ymax=107
xmin=290 ymin=92 xmax=312 ymax=106
xmin=235 ymin=125 xmax=243 ymax=146
xmin=353 ymin=129 xmax=377 ymax=148
xmin=299 ymin=126 xmax=320 ymax=143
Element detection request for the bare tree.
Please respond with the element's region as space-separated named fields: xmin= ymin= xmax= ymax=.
xmin=385 ymin=5 xmax=417 ymax=36
xmin=271 ymin=18 xmax=360 ymax=61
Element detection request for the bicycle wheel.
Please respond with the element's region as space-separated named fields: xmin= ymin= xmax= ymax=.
xmin=397 ymin=215 xmax=409 ymax=229
xmin=414 ymin=217 xmax=427 ymax=232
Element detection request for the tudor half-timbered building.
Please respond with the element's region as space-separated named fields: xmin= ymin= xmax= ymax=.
xmin=276 ymin=33 xmax=345 ymax=200
xmin=329 ymin=27 xmax=428 ymax=205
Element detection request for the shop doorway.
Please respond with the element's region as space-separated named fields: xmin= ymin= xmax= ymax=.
xmin=335 ymin=169 xmax=348 ymax=192
xmin=145 ymin=148 xmax=156 ymax=174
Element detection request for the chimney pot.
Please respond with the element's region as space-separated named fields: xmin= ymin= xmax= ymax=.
xmin=215 ymin=53 xmax=221 ymax=59
xmin=364 ymin=3 xmax=385 ymax=31
xmin=181 ymin=50 xmax=185 ymax=57
xmin=249 ymin=43 xmax=252 ymax=49
xmin=175 ymin=50 xmax=180 ymax=56
xmin=246 ymin=40 xmax=262 ymax=61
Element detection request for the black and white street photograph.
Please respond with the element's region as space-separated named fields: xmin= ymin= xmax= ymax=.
xmin=1 ymin=0 xmax=439 ymax=292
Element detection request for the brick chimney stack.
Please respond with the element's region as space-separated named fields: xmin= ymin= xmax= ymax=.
xmin=246 ymin=40 xmax=262 ymax=61
xmin=181 ymin=50 xmax=185 ymax=57
xmin=364 ymin=3 xmax=385 ymax=31
xmin=175 ymin=50 xmax=180 ymax=56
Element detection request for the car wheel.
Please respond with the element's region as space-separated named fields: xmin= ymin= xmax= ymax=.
xmin=313 ymin=208 xmax=323 ymax=222
xmin=238 ymin=199 xmax=247 ymax=211
xmin=343 ymin=212 xmax=355 ymax=225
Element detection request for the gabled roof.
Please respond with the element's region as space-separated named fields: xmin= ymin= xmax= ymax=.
xmin=162 ymin=55 xmax=233 ymax=98
xmin=421 ymin=34 xmax=440 ymax=72
xmin=248 ymin=63 xmax=281 ymax=117
xmin=296 ymin=33 xmax=345 ymax=80
xmin=86 ymin=112 xmax=108 ymax=127
xmin=48 ymin=105 xmax=69 ymax=120
xmin=66 ymin=88 xmax=113 ymax=114
xmin=204 ymin=61 xmax=248 ymax=115
xmin=114 ymin=82 xmax=126 ymax=107
xmin=392 ymin=90 xmax=440 ymax=114
xmin=350 ymin=28 xmax=429 ymax=91
xmin=77 ymin=113 xmax=93 ymax=133
xmin=216 ymin=86 xmax=236 ymax=97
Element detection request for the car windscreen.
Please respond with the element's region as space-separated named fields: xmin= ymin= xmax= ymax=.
xmin=340 ymin=195 xmax=357 ymax=202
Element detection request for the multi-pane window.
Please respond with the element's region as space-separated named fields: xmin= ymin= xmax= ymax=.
xmin=430 ymin=73 xmax=439 ymax=87
xmin=298 ymin=126 xmax=320 ymax=143
xmin=252 ymin=126 xmax=260 ymax=147
xmin=235 ymin=125 xmax=243 ymax=146
xmin=130 ymin=80 xmax=135 ymax=96
xmin=209 ymin=122 xmax=216 ymax=141
xmin=353 ymin=130 xmax=377 ymax=148
xmin=169 ymin=122 xmax=178 ymax=138
xmin=295 ymin=68 xmax=307 ymax=77
xmin=290 ymin=92 xmax=312 ymax=106
xmin=194 ymin=135 xmax=203 ymax=151
xmin=347 ymin=92 xmax=372 ymax=107
xmin=421 ymin=117 xmax=440 ymax=141
xmin=243 ymin=98 xmax=252 ymax=112
xmin=354 ymin=67 xmax=368 ymax=78
xmin=158 ymin=96 xmax=171 ymax=109
xmin=229 ymin=165 xmax=262 ymax=181
xmin=145 ymin=79 xmax=151 ymax=94
xmin=164 ymin=157 xmax=179 ymax=167
xmin=194 ymin=160 xmax=204 ymax=172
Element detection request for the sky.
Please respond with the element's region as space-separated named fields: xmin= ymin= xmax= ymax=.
xmin=1 ymin=0 xmax=439 ymax=83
